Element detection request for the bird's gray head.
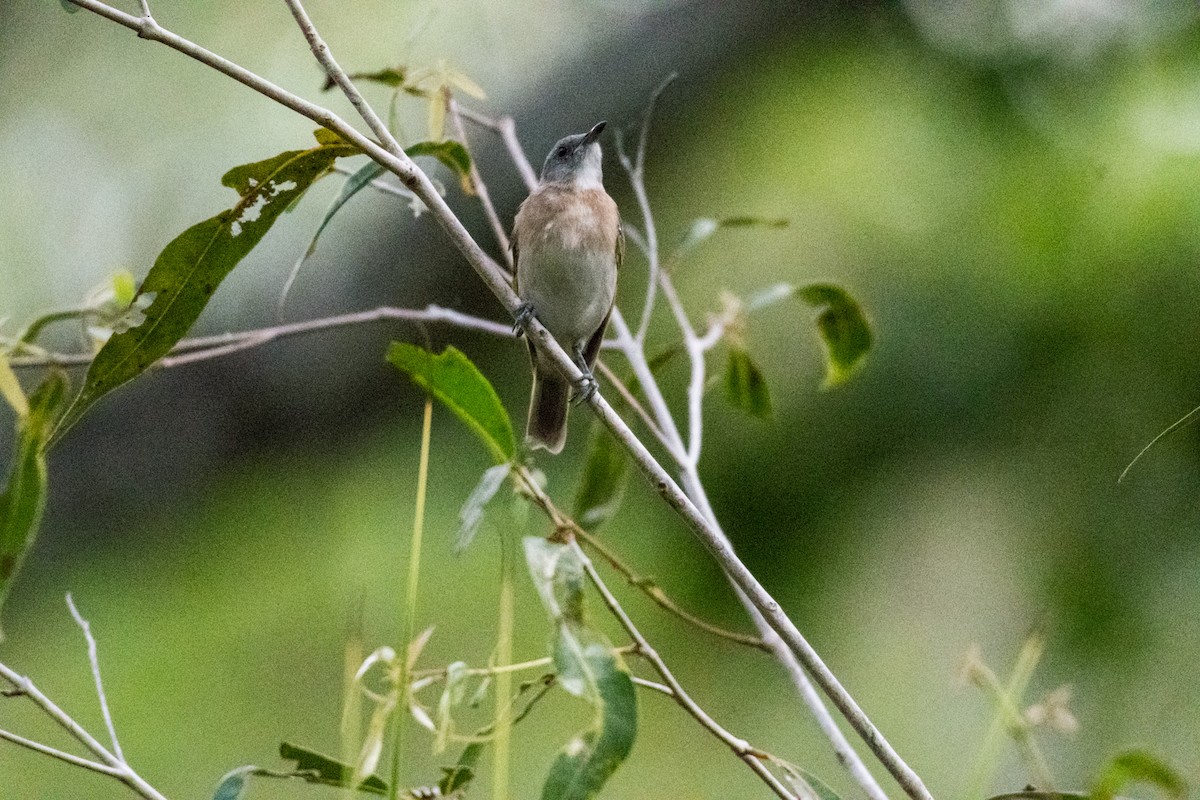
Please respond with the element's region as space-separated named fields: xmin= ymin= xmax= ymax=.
xmin=539 ymin=121 xmax=606 ymax=188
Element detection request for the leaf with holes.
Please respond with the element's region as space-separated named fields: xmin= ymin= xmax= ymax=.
xmin=388 ymin=343 xmax=515 ymax=463
xmin=0 ymin=370 xmax=68 ymax=639
xmin=50 ymin=130 xmax=359 ymax=444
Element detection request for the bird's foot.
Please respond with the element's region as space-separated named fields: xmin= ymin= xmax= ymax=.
xmin=571 ymin=343 xmax=598 ymax=404
xmin=573 ymin=374 xmax=599 ymax=405
xmin=512 ymin=302 xmax=535 ymax=336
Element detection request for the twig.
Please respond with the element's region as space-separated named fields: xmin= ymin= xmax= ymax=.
xmin=9 ymin=305 xmax=515 ymax=370
xmin=62 ymin=8 xmax=931 ymax=798
xmin=611 ymin=82 xmax=895 ymax=800
xmin=281 ymin=0 xmax=401 ymax=157
xmin=620 ymin=72 xmax=676 ymax=345
xmin=65 ymin=594 xmax=123 ymax=763
xmin=456 ymin=107 xmax=538 ymax=191
xmin=0 ymin=727 xmax=125 ymax=778
xmin=448 ymin=99 xmax=513 ymax=269
xmin=511 ymin=467 xmax=792 ymax=799
xmin=570 ymin=539 xmax=796 ymax=800
xmin=0 ymin=661 xmax=169 ymax=800
xmin=572 ymin=527 xmax=770 ymax=652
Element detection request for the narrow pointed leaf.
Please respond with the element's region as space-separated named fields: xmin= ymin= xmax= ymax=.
xmin=279 ymin=741 xmax=388 ymax=794
xmin=281 ymin=160 xmax=386 ymax=311
xmin=387 ymin=343 xmax=514 ymax=463
xmin=677 ymin=215 xmax=787 ymax=258
xmin=725 ymin=346 xmax=772 ymax=418
xmin=798 ymin=283 xmax=872 ymax=388
xmin=324 ymin=67 xmax=408 ymax=91
xmin=1092 ymin=750 xmax=1186 ymax=800
xmin=0 ymin=371 xmax=68 ymax=638
xmin=573 ymin=422 xmax=629 ymax=532
xmin=50 ymin=131 xmax=359 ymax=444
xmin=457 ymin=463 xmax=510 ymax=552
xmin=777 ymin=763 xmax=844 ymax=800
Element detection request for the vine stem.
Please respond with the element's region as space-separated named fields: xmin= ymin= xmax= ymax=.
xmin=58 ymin=4 xmax=932 ymax=798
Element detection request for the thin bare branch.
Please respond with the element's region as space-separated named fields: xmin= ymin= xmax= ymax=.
xmin=573 ymin=527 xmax=770 ymax=652
xmin=0 ymin=727 xmax=125 ymax=778
xmin=456 ymin=106 xmax=538 ymax=191
xmin=571 ymin=539 xmax=796 ymax=800
xmin=0 ymin=661 xmax=169 ymax=800
xmin=10 ymin=305 xmax=514 ymax=370
xmin=65 ymin=594 xmax=124 ymax=763
xmin=449 ymin=98 xmax=513 ymax=270
xmin=281 ymin=0 xmax=401 ymax=156
xmin=60 ymin=8 xmax=930 ymax=799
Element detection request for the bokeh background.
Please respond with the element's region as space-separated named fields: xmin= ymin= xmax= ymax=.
xmin=2 ymin=0 xmax=1199 ymax=798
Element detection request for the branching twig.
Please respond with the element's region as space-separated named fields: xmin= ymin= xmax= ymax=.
xmin=0 ymin=607 xmax=168 ymax=800
xmin=65 ymin=594 xmax=124 ymax=763
xmin=511 ymin=466 xmax=792 ymax=799
xmin=571 ymin=539 xmax=796 ymax=800
xmin=9 ymin=305 xmax=515 ymax=370
xmin=448 ymin=98 xmax=513 ymax=269
xmin=572 ymin=527 xmax=770 ymax=652
xmin=58 ymin=7 xmax=931 ymax=799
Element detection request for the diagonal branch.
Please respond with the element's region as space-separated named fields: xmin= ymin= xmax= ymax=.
xmin=60 ymin=7 xmax=931 ymax=799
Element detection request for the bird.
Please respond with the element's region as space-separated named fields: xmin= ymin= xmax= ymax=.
xmin=511 ymin=121 xmax=623 ymax=454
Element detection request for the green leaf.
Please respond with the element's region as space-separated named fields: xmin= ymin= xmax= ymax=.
xmin=49 ymin=131 xmax=359 ymax=445
xmin=325 ymin=67 xmax=409 ymax=91
xmin=776 ymin=762 xmax=844 ymax=800
xmin=725 ymin=346 xmax=772 ymax=418
xmin=387 ymin=343 xmax=515 ymax=463
xmin=281 ymin=160 xmax=386 ymax=311
xmin=278 ymin=742 xmax=388 ymax=795
xmin=457 ymin=463 xmax=510 ymax=552
xmin=0 ymin=371 xmax=68 ymax=639
xmin=523 ymin=539 xmax=637 ymax=800
xmin=677 ymin=215 xmax=788 ymax=258
xmin=539 ymin=639 xmax=637 ymax=800
xmin=1092 ymin=750 xmax=1187 ymax=800
xmin=798 ymin=283 xmax=872 ymax=389
xmin=406 ymin=140 xmax=474 ymax=194
xmin=212 ymin=766 xmax=256 ymax=800
xmin=573 ymin=421 xmax=629 ymax=531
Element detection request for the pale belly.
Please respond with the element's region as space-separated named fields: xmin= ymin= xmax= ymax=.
xmin=517 ymin=237 xmax=617 ymax=348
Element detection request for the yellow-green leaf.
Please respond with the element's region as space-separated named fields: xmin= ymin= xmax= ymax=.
xmin=573 ymin=421 xmax=629 ymax=531
xmin=0 ymin=353 xmax=29 ymax=420
xmin=0 ymin=370 xmax=68 ymax=638
xmin=1092 ymin=750 xmax=1187 ymax=800
xmin=798 ymin=283 xmax=872 ymax=389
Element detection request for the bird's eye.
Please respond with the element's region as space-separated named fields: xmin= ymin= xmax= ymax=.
xmin=556 ymin=146 xmax=569 ymax=157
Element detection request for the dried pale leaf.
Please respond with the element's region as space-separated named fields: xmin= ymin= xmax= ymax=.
xmin=0 ymin=354 xmax=28 ymax=419
xmin=457 ymin=463 xmax=509 ymax=552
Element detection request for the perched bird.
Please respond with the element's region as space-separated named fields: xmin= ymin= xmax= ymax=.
xmin=512 ymin=121 xmax=622 ymax=454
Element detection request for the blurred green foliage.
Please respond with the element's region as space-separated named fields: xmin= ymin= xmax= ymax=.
xmin=2 ymin=2 xmax=1199 ymax=800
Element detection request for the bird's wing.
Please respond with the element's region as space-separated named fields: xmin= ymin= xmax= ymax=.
xmin=510 ymin=222 xmax=520 ymax=293
xmin=615 ymin=219 xmax=624 ymax=274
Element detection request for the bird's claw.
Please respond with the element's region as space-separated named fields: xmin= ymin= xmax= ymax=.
xmin=573 ymin=376 xmax=599 ymax=405
xmin=512 ymin=302 xmax=535 ymax=336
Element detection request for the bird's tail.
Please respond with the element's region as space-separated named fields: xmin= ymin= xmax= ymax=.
xmin=527 ymin=367 xmax=570 ymax=454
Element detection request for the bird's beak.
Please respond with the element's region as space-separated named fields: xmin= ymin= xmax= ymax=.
xmin=583 ymin=121 xmax=607 ymax=145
